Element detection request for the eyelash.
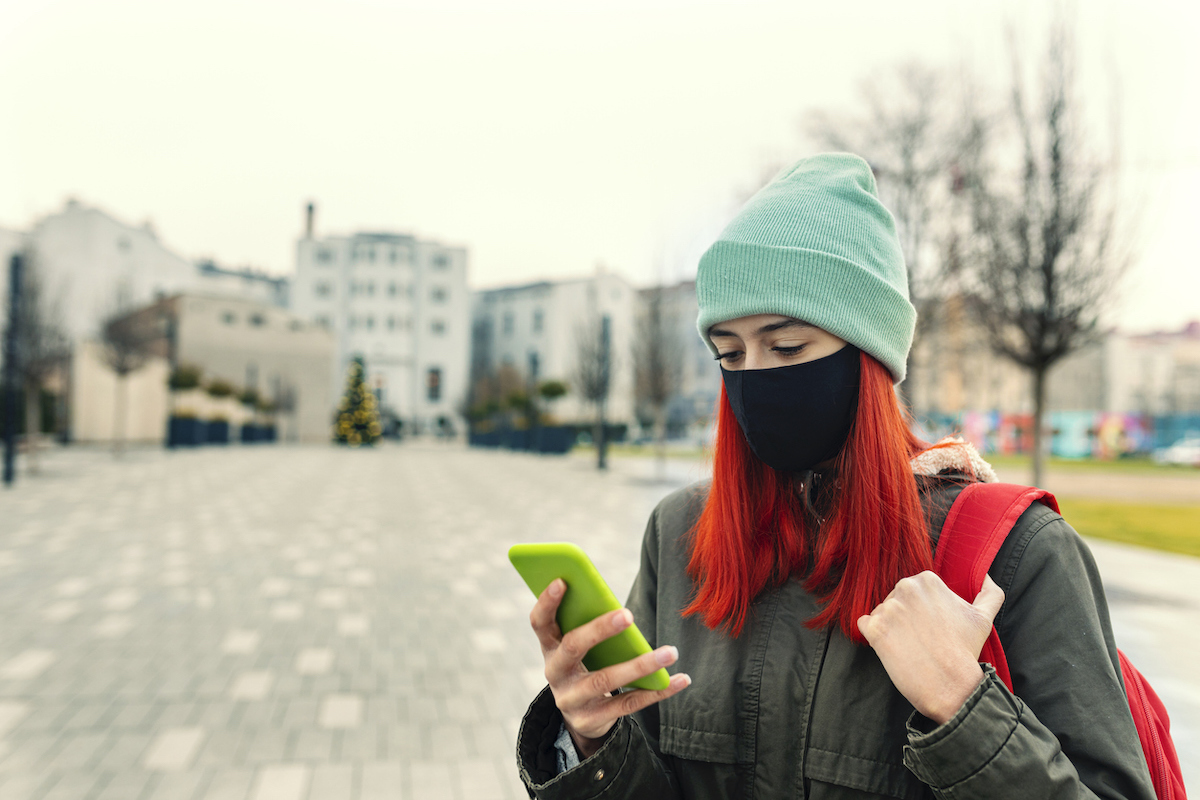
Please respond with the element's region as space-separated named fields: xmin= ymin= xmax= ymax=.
xmin=714 ymin=345 xmax=806 ymax=362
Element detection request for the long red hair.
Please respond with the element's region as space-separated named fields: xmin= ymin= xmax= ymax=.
xmin=682 ymin=349 xmax=933 ymax=642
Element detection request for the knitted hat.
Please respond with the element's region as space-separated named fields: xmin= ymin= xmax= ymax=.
xmin=696 ymin=153 xmax=915 ymax=383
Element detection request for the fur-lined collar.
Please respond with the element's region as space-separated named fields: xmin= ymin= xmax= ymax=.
xmin=910 ymin=437 xmax=998 ymax=483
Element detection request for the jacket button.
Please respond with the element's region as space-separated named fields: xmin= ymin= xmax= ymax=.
xmin=593 ymin=768 xmax=605 ymax=781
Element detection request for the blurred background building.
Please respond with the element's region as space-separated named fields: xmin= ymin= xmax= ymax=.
xmin=291 ymin=205 xmax=469 ymax=436
xmin=469 ymin=266 xmax=637 ymax=428
xmin=70 ymin=293 xmax=334 ymax=444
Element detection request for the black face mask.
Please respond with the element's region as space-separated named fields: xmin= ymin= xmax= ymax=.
xmin=721 ymin=344 xmax=860 ymax=473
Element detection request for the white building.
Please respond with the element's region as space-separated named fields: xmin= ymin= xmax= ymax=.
xmin=23 ymin=199 xmax=198 ymax=339
xmin=292 ymin=215 xmax=469 ymax=434
xmin=195 ymin=260 xmax=289 ymax=309
xmin=470 ymin=268 xmax=637 ymax=427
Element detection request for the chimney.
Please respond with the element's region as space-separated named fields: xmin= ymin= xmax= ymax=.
xmin=305 ymin=202 xmax=315 ymax=239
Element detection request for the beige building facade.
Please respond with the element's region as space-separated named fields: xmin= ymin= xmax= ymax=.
xmin=73 ymin=293 xmax=336 ymax=444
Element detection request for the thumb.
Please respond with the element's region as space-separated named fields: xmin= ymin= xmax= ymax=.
xmin=972 ymin=575 xmax=1005 ymax=623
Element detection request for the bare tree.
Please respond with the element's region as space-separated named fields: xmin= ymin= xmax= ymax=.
xmin=12 ymin=250 xmax=70 ymax=473
xmin=633 ymin=285 xmax=684 ymax=478
xmin=961 ymin=19 xmax=1129 ymax=487
xmin=574 ymin=313 xmax=614 ymax=470
xmin=806 ymin=61 xmax=961 ymax=405
xmin=98 ymin=284 xmax=155 ymax=455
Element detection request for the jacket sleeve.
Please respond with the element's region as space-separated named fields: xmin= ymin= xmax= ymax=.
xmin=902 ymin=504 xmax=1158 ymax=800
xmin=514 ymin=501 xmax=681 ymax=799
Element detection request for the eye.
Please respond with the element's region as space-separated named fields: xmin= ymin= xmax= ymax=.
xmin=714 ymin=350 xmax=743 ymax=363
xmin=772 ymin=345 xmax=806 ymax=356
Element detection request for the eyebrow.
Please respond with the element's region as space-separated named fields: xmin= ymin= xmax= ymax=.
xmin=708 ymin=319 xmax=814 ymax=339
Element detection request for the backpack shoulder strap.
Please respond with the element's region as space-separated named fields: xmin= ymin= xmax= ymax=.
xmin=934 ymin=482 xmax=1059 ymax=692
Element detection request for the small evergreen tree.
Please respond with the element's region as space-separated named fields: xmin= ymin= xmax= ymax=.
xmin=334 ymin=357 xmax=381 ymax=447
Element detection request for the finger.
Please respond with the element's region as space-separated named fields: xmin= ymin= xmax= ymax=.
xmin=549 ymin=608 xmax=633 ymax=680
xmin=564 ymin=645 xmax=679 ymax=702
xmin=529 ymin=579 xmax=566 ymax=651
xmin=856 ymin=614 xmax=875 ymax=644
xmin=972 ymin=575 xmax=1005 ymax=622
xmin=603 ymin=673 xmax=692 ymax=719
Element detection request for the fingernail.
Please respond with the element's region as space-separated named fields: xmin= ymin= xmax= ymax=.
xmin=613 ymin=609 xmax=633 ymax=630
xmin=670 ymin=673 xmax=691 ymax=689
xmin=549 ymin=580 xmax=563 ymax=598
xmin=655 ymin=646 xmax=677 ymax=666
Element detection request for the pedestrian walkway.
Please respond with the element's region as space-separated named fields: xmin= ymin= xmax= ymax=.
xmin=0 ymin=444 xmax=1195 ymax=797
xmin=0 ymin=443 xmax=693 ymax=799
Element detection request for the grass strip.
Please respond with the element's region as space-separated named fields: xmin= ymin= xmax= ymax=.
xmin=1057 ymin=497 xmax=1200 ymax=559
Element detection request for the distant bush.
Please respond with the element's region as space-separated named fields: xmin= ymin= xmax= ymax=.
xmin=168 ymin=364 xmax=203 ymax=391
xmin=206 ymin=379 xmax=236 ymax=398
xmin=539 ymin=380 xmax=568 ymax=401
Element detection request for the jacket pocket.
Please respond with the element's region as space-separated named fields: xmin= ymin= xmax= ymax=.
xmin=805 ymin=748 xmax=928 ymax=800
xmin=659 ymin=724 xmax=740 ymax=765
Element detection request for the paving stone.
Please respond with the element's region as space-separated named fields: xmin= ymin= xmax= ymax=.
xmin=249 ymin=764 xmax=309 ymax=800
xmin=92 ymin=769 xmax=156 ymax=800
xmin=360 ymin=761 xmax=403 ymax=800
xmin=200 ymin=768 xmax=255 ymax=800
xmin=144 ymin=727 xmax=206 ymax=771
xmin=307 ymin=763 xmax=354 ymax=800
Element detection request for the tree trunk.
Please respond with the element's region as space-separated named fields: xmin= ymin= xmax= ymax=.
xmin=24 ymin=383 xmax=40 ymax=475
xmin=113 ymin=374 xmax=127 ymax=457
xmin=1031 ymin=367 xmax=1047 ymax=489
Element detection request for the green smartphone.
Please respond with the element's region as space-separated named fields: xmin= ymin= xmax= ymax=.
xmin=508 ymin=542 xmax=670 ymax=691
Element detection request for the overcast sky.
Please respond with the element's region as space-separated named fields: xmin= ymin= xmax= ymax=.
xmin=2 ymin=0 xmax=1197 ymax=332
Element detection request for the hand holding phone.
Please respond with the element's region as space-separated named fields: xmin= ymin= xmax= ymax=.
xmin=512 ymin=542 xmax=691 ymax=758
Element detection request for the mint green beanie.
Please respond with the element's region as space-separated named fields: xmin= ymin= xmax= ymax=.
xmin=696 ymin=153 xmax=915 ymax=383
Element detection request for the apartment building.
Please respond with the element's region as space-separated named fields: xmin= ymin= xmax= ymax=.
xmin=291 ymin=208 xmax=469 ymax=433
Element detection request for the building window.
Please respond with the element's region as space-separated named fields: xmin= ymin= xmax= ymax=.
xmin=316 ymin=315 xmax=330 ymax=329
xmin=249 ymin=314 xmax=266 ymax=327
xmin=315 ymin=282 xmax=332 ymax=298
xmin=389 ymin=248 xmax=398 ymax=265
xmin=221 ymin=311 xmax=236 ymax=325
xmin=316 ymin=248 xmax=333 ymax=264
xmin=367 ymin=281 xmax=375 ymax=297
xmin=388 ymin=282 xmax=397 ymax=297
xmin=349 ymin=316 xmax=357 ymax=331
xmin=368 ymin=246 xmax=376 ymax=263
xmin=289 ymin=320 xmax=303 ymax=332
xmin=532 ymin=308 xmax=543 ymax=333
xmin=502 ymin=312 xmax=514 ymax=335
xmin=427 ymin=367 xmax=442 ymax=402
xmin=366 ymin=315 xmax=375 ymax=331
xmin=430 ymin=286 xmax=448 ymax=303
xmin=432 ymin=254 xmax=449 ymax=270
xmin=387 ymin=315 xmax=395 ymax=331
xmin=430 ymin=319 xmax=446 ymax=335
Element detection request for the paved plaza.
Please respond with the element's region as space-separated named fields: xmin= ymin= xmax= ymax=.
xmin=0 ymin=443 xmax=1197 ymax=798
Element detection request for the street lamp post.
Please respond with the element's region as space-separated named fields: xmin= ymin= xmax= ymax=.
xmin=3 ymin=253 xmax=23 ymax=486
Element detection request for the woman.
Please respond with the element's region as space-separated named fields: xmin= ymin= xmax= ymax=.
xmin=516 ymin=154 xmax=1157 ymax=798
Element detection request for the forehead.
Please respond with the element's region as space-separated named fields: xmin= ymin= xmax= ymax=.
xmin=707 ymin=314 xmax=814 ymax=339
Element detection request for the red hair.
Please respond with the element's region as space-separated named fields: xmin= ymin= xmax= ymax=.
xmin=682 ymin=350 xmax=933 ymax=642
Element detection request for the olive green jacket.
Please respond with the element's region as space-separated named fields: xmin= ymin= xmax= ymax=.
xmin=516 ymin=479 xmax=1158 ymax=799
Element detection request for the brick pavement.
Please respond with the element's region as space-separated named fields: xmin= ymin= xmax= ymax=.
xmin=0 ymin=443 xmax=700 ymax=800
xmin=1 ymin=444 xmax=1196 ymax=796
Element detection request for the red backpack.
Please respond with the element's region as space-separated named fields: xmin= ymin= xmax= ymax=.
xmin=934 ymin=482 xmax=1187 ymax=800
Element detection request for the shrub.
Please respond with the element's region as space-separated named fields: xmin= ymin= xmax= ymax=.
xmin=168 ymin=364 xmax=203 ymax=391
xmin=206 ymin=379 xmax=236 ymax=398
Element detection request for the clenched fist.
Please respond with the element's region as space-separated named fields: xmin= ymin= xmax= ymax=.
xmin=857 ymin=571 xmax=1004 ymax=724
